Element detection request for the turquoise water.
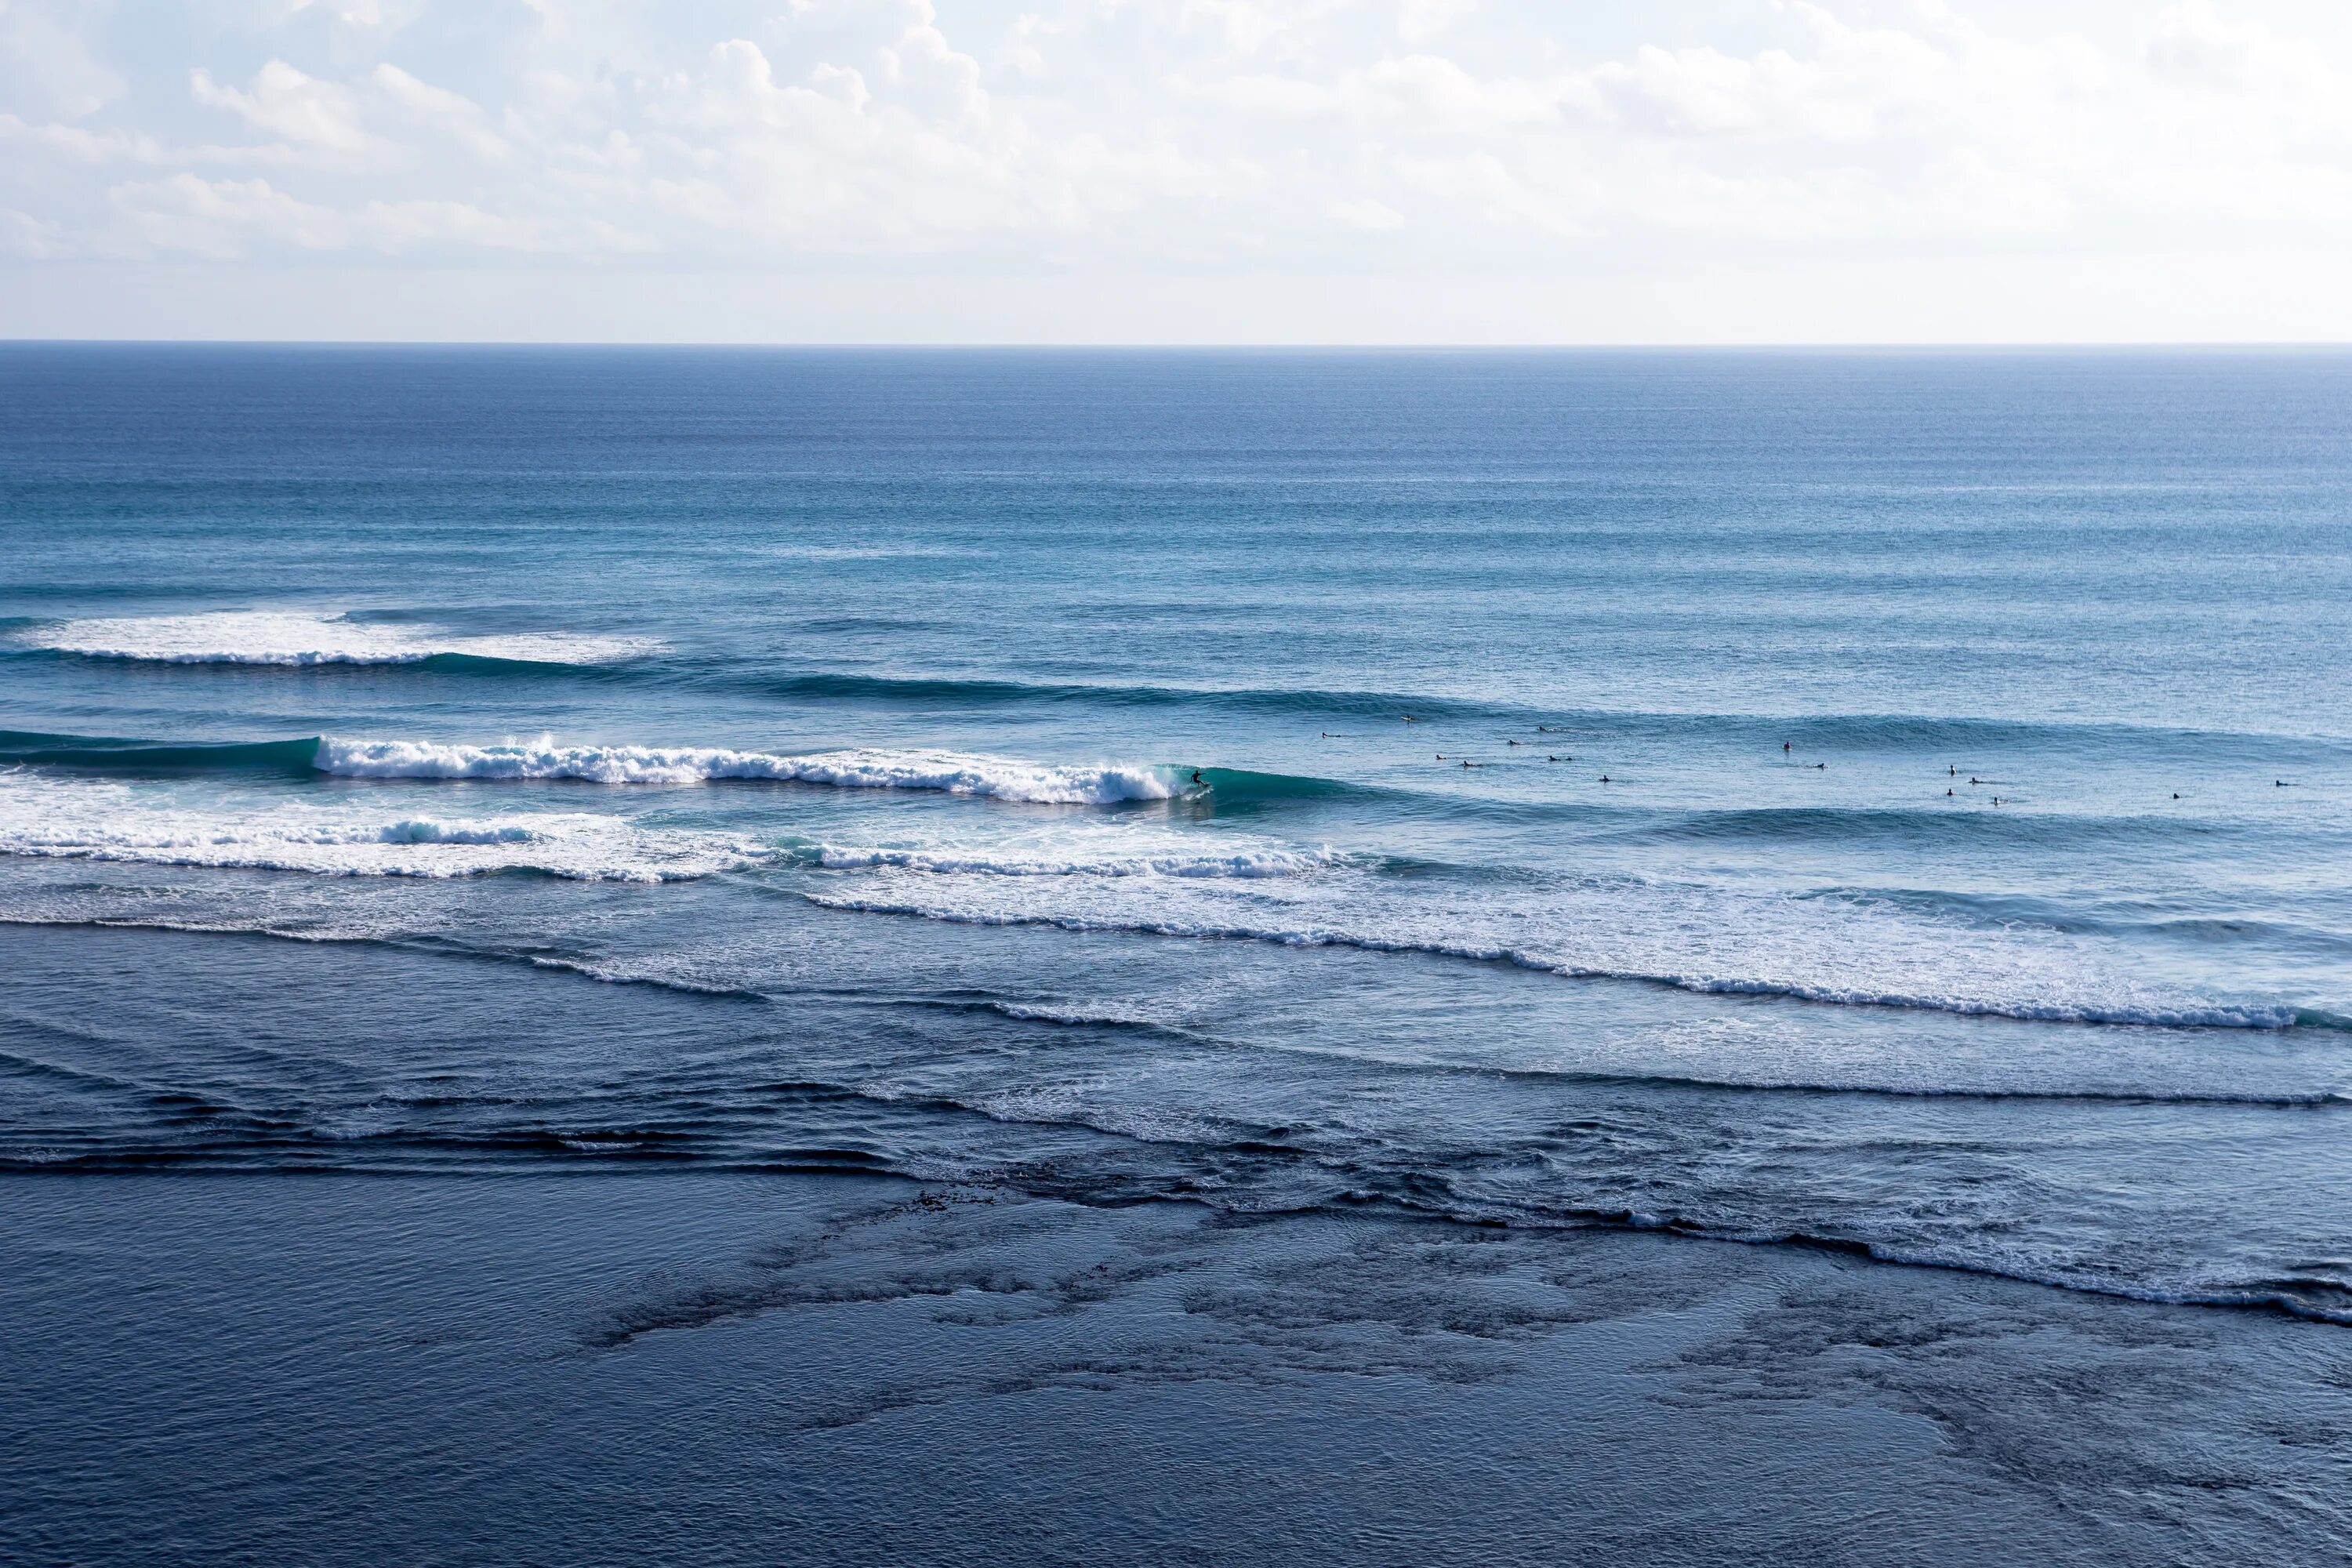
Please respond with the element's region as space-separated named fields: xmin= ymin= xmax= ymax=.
xmin=5 ymin=344 xmax=2352 ymax=1329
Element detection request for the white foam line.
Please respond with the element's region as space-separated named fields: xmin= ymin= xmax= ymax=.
xmin=20 ymin=612 xmax=653 ymax=666
xmin=804 ymin=893 xmax=2304 ymax=1030
xmin=808 ymin=844 xmax=1334 ymax=878
xmin=316 ymin=739 xmax=1178 ymax=805
xmin=0 ymin=776 xmax=761 ymax=883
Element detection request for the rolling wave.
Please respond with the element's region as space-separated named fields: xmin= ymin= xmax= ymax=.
xmin=0 ymin=731 xmax=325 ymax=777
xmin=11 ymin=611 xmax=655 ymax=668
xmin=315 ymin=739 xmax=1180 ymax=804
xmin=734 ymin=671 xmax=2352 ymax=761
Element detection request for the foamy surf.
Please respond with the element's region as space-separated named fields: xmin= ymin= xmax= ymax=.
xmin=315 ymin=739 xmax=1179 ymax=804
xmin=0 ymin=776 xmax=757 ymax=882
xmin=797 ymin=867 xmax=2311 ymax=1031
xmin=19 ymin=612 xmax=655 ymax=667
xmin=804 ymin=844 xmax=1336 ymax=878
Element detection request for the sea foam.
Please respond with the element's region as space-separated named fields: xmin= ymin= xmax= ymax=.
xmin=798 ymin=866 xmax=2311 ymax=1031
xmin=0 ymin=775 xmax=756 ymax=882
xmin=805 ymin=844 xmax=1332 ymax=878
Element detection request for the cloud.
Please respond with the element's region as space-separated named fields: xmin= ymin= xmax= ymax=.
xmin=0 ymin=205 xmax=69 ymax=258
xmin=1327 ymin=195 xmax=1403 ymax=231
xmin=371 ymin=64 xmax=510 ymax=160
xmin=2 ymin=0 xmax=2349 ymax=282
xmin=190 ymin=60 xmax=372 ymax=154
xmin=112 ymin=175 xmax=350 ymax=257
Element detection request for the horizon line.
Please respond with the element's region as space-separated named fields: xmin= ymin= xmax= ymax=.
xmin=6 ymin=339 xmax=2352 ymax=353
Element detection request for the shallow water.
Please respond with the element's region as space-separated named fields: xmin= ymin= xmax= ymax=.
xmin=5 ymin=347 xmax=2352 ymax=1557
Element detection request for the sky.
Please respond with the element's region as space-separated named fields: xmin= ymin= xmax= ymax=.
xmin=3 ymin=0 xmax=2350 ymax=343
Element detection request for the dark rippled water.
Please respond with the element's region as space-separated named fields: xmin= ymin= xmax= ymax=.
xmin=5 ymin=346 xmax=2352 ymax=1559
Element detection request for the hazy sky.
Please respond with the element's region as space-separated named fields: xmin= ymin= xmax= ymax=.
xmin=5 ymin=0 xmax=2350 ymax=341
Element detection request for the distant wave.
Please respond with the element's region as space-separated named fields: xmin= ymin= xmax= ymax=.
xmin=13 ymin=611 xmax=655 ymax=668
xmin=316 ymin=739 xmax=1179 ymax=805
xmin=739 ymin=672 xmax=2352 ymax=760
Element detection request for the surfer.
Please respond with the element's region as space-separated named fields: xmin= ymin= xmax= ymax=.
xmin=1191 ymin=771 xmax=1204 ymax=786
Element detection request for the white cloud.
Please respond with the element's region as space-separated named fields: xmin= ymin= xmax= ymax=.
xmin=1327 ymin=194 xmax=1403 ymax=230
xmin=289 ymin=0 xmax=387 ymax=24
xmin=4 ymin=0 xmax=2352 ymax=338
xmin=191 ymin=60 xmax=372 ymax=153
xmin=0 ymin=204 xmax=68 ymax=258
xmin=112 ymin=174 xmax=350 ymax=257
xmin=370 ymin=64 xmax=510 ymax=160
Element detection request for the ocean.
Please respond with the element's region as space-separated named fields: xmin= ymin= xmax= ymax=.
xmin=5 ymin=345 xmax=2350 ymax=1563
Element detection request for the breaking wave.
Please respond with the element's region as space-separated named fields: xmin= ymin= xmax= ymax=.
xmin=14 ymin=612 xmax=655 ymax=667
xmin=316 ymin=739 xmax=1179 ymax=805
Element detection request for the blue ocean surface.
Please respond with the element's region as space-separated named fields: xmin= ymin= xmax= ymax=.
xmin=5 ymin=345 xmax=2352 ymax=1561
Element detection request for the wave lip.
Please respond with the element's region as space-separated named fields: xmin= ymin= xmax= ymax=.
xmin=316 ymin=739 xmax=1178 ymax=805
xmin=17 ymin=612 xmax=655 ymax=667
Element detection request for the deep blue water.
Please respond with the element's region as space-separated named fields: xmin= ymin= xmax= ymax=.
xmin=5 ymin=346 xmax=2352 ymax=1559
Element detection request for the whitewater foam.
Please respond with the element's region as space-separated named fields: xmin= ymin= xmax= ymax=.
xmin=805 ymin=844 xmax=1334 ymax=879
xmin=0 ymin=775 xmax=757 ymax=882
xmin=316 ymin=739 xmax=1178 ymax=804
xmin=19 ymin=612 xmax=655 ymax=667
xmin=799 ymin=866 xmax=2308 ymax=1031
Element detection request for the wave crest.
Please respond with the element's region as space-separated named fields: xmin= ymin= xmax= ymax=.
xmin=316 ymin=739 xmax=1178 ymax=805
xmin=16 ymin=612 xmax=654 ymax=667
